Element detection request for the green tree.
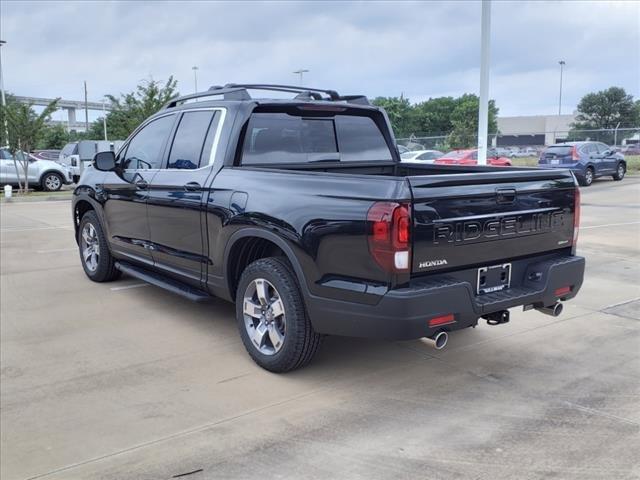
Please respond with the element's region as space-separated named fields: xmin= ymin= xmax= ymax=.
xmin=102 ymin=76 xmax=179 ymax=139
xmin=410 ymin=96 xmax=458 ymax=136
xmin=2 ymin=99 xmax=59 ymax=192
xmin=447 ymin=94 xmax=499 ymax=149
xmin=373 ymin=93 xmax=499 ymax=145
xmin=38 ymin=124 xmax=70 ymax=149
xmin=84 ymin=119 xmax=108 ymax=141
xmin=0 ymin=92 xmax=17 ymax=146
xmin=372 ymin=96 xmax=414 ymax=137
xmin=572 ymin=87 xmax=638 ymax=130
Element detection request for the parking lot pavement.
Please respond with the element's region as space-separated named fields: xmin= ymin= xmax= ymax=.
xmin=1 ymin=178 xmax=639 ymax=480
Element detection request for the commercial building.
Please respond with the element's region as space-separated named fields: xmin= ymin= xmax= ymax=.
xmin=496 ymin=114 xmax=576 ymax=146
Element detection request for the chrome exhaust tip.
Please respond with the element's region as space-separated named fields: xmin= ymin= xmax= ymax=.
xmin=535 ymin=302 xmax=563 ymax=317
xmin=423 ymin=331 xmax=448 ymax=350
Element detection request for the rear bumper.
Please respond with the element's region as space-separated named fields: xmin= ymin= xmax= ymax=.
xmin=541 ymin=163 xmax=583 ymax=173
xmin=306 ymin=255 xmax=585 ymax=340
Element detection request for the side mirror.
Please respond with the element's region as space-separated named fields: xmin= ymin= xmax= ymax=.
xmin=93 ymin=151 xmax=116 ymax=171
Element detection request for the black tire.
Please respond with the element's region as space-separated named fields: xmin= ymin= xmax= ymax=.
xmin=236 ymin=257 xmax=322 ymax=373
xmin=78 ymin=211 xmax=121 ymax=282
xmin=613 ymin=162 xmax=626 ymax=181
xmin=41 ymin=172 xmax=63 ymax=192
xmin=579 ymin=167 xmax=594 ymax=187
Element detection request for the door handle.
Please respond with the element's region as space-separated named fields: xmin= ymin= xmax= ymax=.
xmin=184 ymin=182 xmax=201 ymax=192
xmin=135 ymin=179 xmax=148 ymax=189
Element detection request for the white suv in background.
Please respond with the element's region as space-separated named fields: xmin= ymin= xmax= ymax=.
xmin=59 ymin=140 xmax=124 ymax=183
xmin=0 ymin=148 xmax=73 ymax=191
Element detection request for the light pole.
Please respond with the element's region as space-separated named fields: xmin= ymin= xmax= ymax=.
xmin=0 ymin=40 xmax=8 ymax=143
xmin=84 ymin=80 xmax=89 ymax=132
xmin=558 ymin=60 xmax=565 ymax=115
xmin=192 ymin=66 xmax=199 ymax=93
xmin=476 ymin=0 xmax=491 ymax=166
xmin=293 ymin=69 xmax=309 ymax=86
xmin=102 ymin=97 xmax=108 ymax=141
xmin=614 ymin=121 xmax=621 ymax=147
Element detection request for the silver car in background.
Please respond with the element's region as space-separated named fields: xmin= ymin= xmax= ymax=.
xmin=400 ymin=149 xmax=444 ymax=163
xmin=0 ymin=148 xmax=73 ymax=191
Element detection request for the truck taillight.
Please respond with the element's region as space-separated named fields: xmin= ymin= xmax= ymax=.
xmin=571 ymin=146 xmax=580 ymax=161
xmin=367 ymin=202 xmax=411 ymax=273
xmin=572 ymin=187 xmax=580 ymax=246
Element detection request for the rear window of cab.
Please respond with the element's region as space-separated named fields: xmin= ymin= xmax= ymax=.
xmin=241 ymin=112 xmax=393 ymax=164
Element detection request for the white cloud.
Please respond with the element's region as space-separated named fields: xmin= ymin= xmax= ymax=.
xmin=1 ymin=0 xmax=638 ymax=117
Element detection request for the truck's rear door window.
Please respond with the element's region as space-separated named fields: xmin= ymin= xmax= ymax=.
xmin=167 ymin=111 xmax=217 ymax=169
xmin=241 ymin=112 xmax=391 ymax=165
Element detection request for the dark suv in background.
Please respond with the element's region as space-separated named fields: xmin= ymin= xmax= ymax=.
xmin=539 ymin=141 xmax=626 ymax=186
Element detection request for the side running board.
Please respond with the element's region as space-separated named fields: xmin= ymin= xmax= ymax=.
xmin=115 ymin=261 xmax=212 ymax=303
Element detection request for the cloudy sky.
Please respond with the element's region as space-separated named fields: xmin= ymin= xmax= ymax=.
xmin=2 ymin=0 xmax=638 ymax=121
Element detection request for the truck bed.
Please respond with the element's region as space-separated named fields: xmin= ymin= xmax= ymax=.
xmin=257 ymin=162 xmax=578 ymax=275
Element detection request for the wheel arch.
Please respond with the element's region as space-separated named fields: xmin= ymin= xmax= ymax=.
xmin=72 ymin=195 xmax=102 ymax=244
xmin=224 ymin=228 xmax=308 ymax=301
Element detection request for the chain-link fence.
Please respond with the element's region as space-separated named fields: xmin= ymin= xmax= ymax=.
xmin=397 ymin=127 xmax=640 ymax=155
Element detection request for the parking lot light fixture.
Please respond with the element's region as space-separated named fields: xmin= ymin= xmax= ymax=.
xmin=0 ymin=40 xmax=8 ymax=142
xmin=477 ymin=0 xmax=491 ymax=166
xmin=558 ymin=60 xmax=565 ymax=115
xmin=102 ymin=97 xmax=108 ymax=141
xmin=293 ymin=69 xmax=309 ymax=86
xmin=192 ymin=66 xmax=199 ymax=93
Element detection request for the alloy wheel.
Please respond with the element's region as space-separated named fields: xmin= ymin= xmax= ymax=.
xmin=585 ymin=169 xmax=593 ymax=185
xmin=45 ymin=174 xmax=61 ymax=191
xmin=242 ymin=278 xmax=286 ymax=355
xmin=81 ymin=223 xmax=100 ymax=272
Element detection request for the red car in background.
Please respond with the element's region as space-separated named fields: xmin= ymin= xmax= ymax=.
xmin=434 ymin=149 xmax=512 ymax=166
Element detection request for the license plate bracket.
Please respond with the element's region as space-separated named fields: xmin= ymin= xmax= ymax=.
xmin=477 ymin=263 xmax=512 ymax=295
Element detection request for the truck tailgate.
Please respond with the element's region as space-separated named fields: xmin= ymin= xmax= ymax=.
xmin=408 ymin=169 xmax=577 ymax=275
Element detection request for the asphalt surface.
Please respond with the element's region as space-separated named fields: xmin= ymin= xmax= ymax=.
xmin=1 ymin=176 xmax=639 ymax=480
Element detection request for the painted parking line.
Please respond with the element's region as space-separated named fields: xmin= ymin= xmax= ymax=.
xmin=1 ymin=225 xmax=73 ymax=233
xmin=581 ymin=221 xmax=640 ymax=230
xmin=602 ymin=297 xmax=640 ymax=310
xmin=37 ymin=248 xmax=77 ymax=254
xmin=0 ymin=199 xmax=72 ymax=206
xmin=110 ymin=283 xmax=150 ymax=292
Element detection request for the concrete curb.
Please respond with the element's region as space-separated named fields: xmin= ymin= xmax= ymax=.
xmin=1 ymin=194 xmax=73 ymax=204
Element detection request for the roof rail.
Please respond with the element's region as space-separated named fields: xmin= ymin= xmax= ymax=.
xmin=225 ymin=84 xmax=341 ymax=101
xmin=162 ymin=83 xmax=369 ymax=109
xmin=162 ymin=86 xmax=250 ymax=109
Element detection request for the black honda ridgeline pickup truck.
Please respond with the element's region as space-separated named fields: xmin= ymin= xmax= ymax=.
xmin=73 ymin=84 xmax=584 ymax=372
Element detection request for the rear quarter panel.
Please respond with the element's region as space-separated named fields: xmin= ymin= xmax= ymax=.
xmin=204 ymin=167 xmax=409 ymax=304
